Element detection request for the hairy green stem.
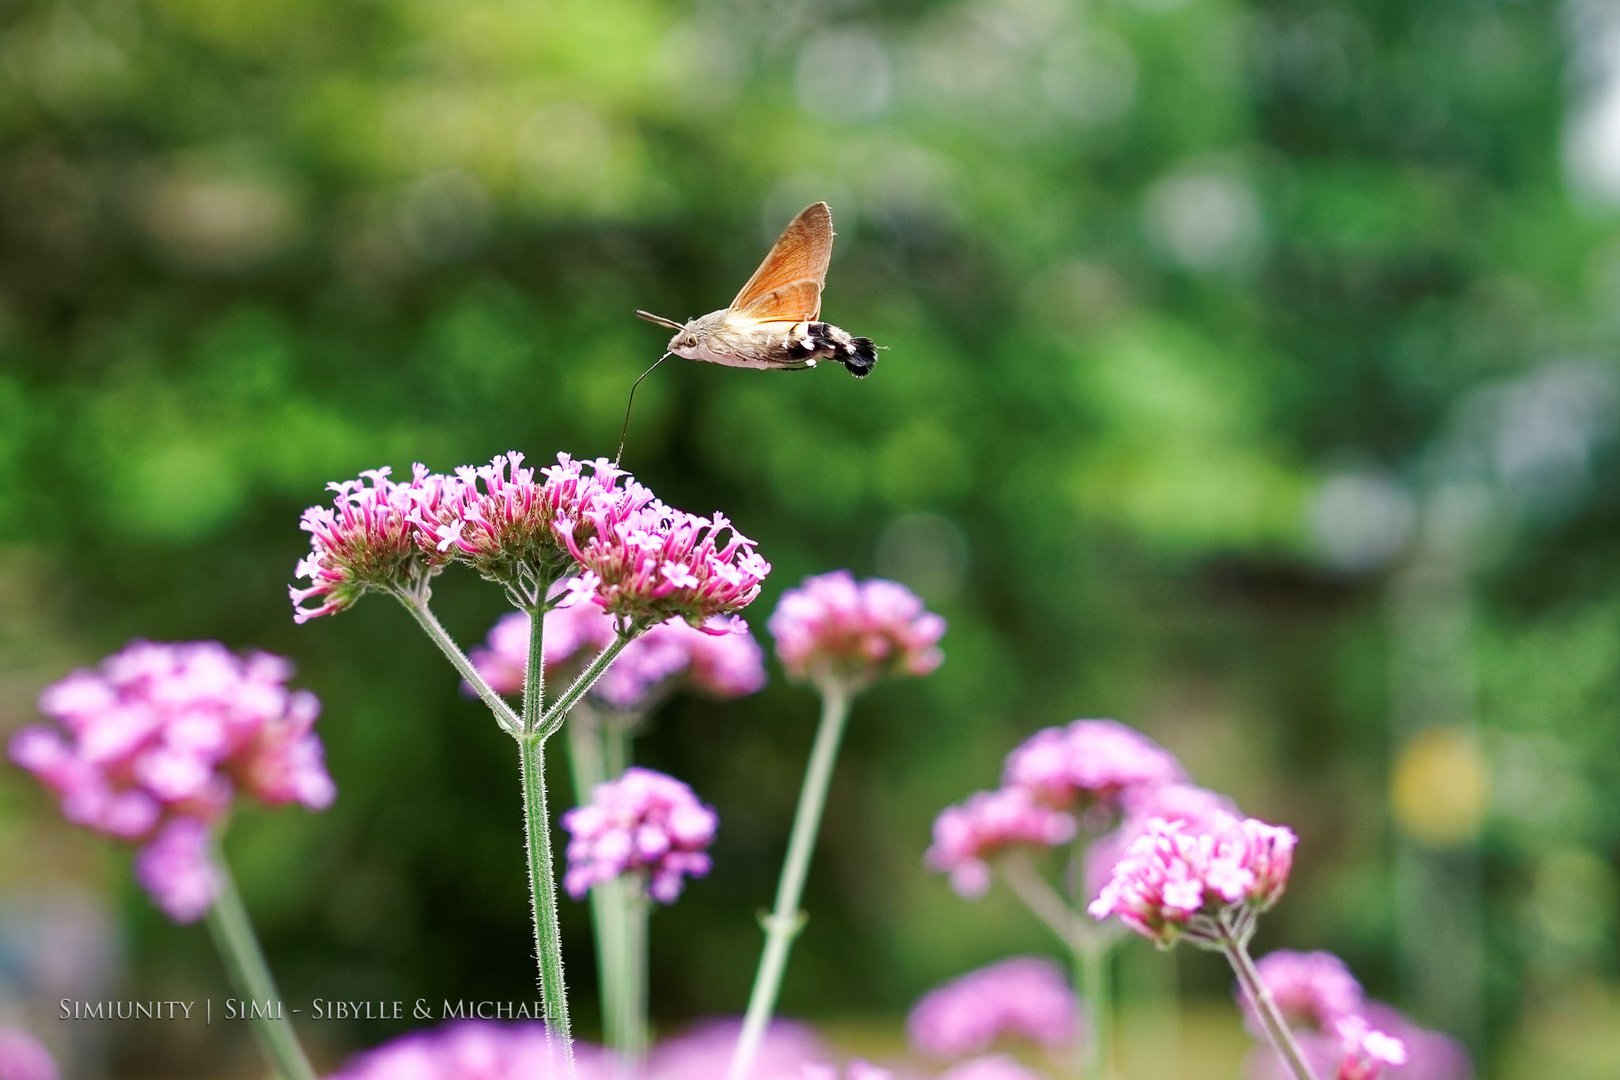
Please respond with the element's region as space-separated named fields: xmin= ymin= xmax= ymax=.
xmin=204 ymin=843 xmax=316 ymax=1080
xmin=1221 ymin=913 xmax=1318 ymax=1080
xmin=520 ymin=733 xmax=575 ymax=1075
xmin=728 ymin=684 xmax=852 ymax=1080
xmin=393 ymin=589 xmax=520 ymax=735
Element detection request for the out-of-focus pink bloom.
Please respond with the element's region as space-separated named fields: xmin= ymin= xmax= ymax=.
xmin=935 ymin=1056 xmax=1047 ymax=1080
xmin=925 ymin=788 xmax=1077 ymax=897
xmin=647 ymin=1018 xmax=825 ymax=1080
xmin=469 ymin=597 xmax=765 ymax=710
xmin=134 ymin=819 xmax=221 ymax=923
xmin=0 ymin=1026 xmax=58 ymax=1080
xmin=9 ymin=641 xmax=334 ymax=923
xmin=327 ymin=1020 xmax=612 ymax=1079
xmin=562 ymin=767 xmax=717 ymax=903
xmin=1248 ymin=1002 xmax=1469 ymax=1080
xmin=1085 ymin=784 xmax=1240 ymax=901
xmin=768 ymin=571 xmax=945 ymax=692
xmin=907 ymin=957 xmax=1079 ymax=1061
xmin=1334 ymin=1016 xmax=1407 ymax=1080
xmin=1361 ymin=1003 xmax=1473 ymax=1080
xmin=1003 ymin=720 xmax=1186 ymax=815
xmin=771 ymin=1063 xmax=894 ymax=1080
xmin=291 ymin=464 xmax=450 ymax=622
xmin=1244 ymin=951 xmax=1365 ymax=1035
xmin=1087 ymin=814 xmax=1296 ymax=949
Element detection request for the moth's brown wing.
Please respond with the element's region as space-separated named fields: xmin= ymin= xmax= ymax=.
xmin=729 ymin=202 xmax=834 ymax=322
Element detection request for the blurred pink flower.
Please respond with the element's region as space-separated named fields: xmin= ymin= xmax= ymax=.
xmin=134 ymin=819 xmax=221 ymax=923
xmin=562 ymin=767 xmax=717 ymax=903
xmin=1334 ymin=1016 xmax=1407 ymax=1080
xmin=1245 ymin=950 xmax=1365 ymax=1035
xmin=907 ymin=957 xmax=1079 ymax=1061
xmin=934 ymin=1056 xmax=1046 ymax=1080
xmin=1003 ymin=720 xmax=1186 ymax=816
xmin=772 ymin=1063 xmax=894 ymax=1080
xmin=327 ymin=1020 xmax=611 ymax=1079
xmin=1087 ymin=814 xmax=1296 ymax=948
xmin=1360 ymin=1003 xmax=1473 ymax=1080
xmin=469 ymin=595 xmax=765 ymax=710
xmin=647 ymin=1018 xmax=826 ymax=1080
xmin=1247 ymin=1000 xmax=1469 ymax=1080
xmin=925 ymin=788 xmax=1077 ymax=897
xmin=768 ymin=571 xmax=945 ymax=692
xmin=0 ymin=1026 xmax=58 ymax=1080
xmin=10 ymin=641 xmax=334 ymax=922
xmin=291 ymin=464 xmax=450 ymax=622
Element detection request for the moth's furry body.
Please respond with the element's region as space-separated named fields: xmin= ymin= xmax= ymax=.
xmin=636 ymin=201 xmax=879 ymax=379
xmin=665 ymin=311 xmax=878 ymax=377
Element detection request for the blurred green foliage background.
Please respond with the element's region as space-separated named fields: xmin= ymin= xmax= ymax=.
xmin=3 ymin=0 xmax=1620 ymax=1075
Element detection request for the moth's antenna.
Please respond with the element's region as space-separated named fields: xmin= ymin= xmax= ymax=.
xmin=615 ymin=352 xmax=673 ymax=466
xmin=635 ymin=309 xmax=685 ymax=331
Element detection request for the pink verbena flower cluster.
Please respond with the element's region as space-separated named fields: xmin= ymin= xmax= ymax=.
xmin=768 ymin=571 xmax=945 ymax=691
xmin=8 ymin=642 xmax=334 ymax=922
xmin=469 ymin=591 xmax=765 ymax=711
xmin=1087 ymin=814 xmax=1296 ymax=949
xmin=290 ymin=465 xmax=452 ymax=622
xmin=562 ymin=767 xmax=718 ymax=902
xmin=1002 ymin=719 xmax=1187 ymax=815
xmin=907 ymin=956 xmax=1079 ymax=1061
xmin=1082 ymin=783 xmax=1241 ymax=902
xmin=924 ymin=788 xmax=1077 ymax=897
xmin=1243 ymin=953 xmax=1472 ymax=1080
xmin=293 ymin=452 xmax=770 ymax=628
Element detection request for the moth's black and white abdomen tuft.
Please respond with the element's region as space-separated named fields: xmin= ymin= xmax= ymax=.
xmin=843 ymin=336 xmax=878 ymax=378
xmin=785 ymin=321 xmax=879 ymax=377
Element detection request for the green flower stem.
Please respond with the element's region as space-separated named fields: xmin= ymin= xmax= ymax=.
xmin=602 ymin=718 xmax=648 ymax=1067
xmin=565 ymin=710 xmax=632 ymax=1062
xmin=1221 ymin=912 xmax=1318 ymax=1080
xmin=393 ymin=588 xmax=520 ymax=735
xmin=618 ymin=881 xmax=651 ymax=1069
xmin=1076 ymin=932 xmax=1110 ymax=1080
xmin=514 ymin=601 xmax=577 ymax=1075
xmin=728 ymin=684 xmax=853 ymax=1080
xmin=523 ymin=604 xmax=547 ymax=733
xmin=519 ymin=732 xmax=575 ymax=1075
xmin=1001 ymin=854 xmax=1112 ymax=1080
xmin=204 ymin=842 xmax=316 ymax=1080
xmin=538 ymin=636 xmax=635 ymax=738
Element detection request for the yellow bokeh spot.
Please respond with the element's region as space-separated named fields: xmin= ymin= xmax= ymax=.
xmin=1390 ymin=726 xmax=1490 ymax=846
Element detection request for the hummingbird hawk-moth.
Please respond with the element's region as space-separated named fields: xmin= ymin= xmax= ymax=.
xmin=636 ymin=202 xmax=878 ymax=377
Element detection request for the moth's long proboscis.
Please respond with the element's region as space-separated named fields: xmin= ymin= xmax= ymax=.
xmin=615 ymin=351 xmax=674 ymax=467
xmin=634 ymin=309 xmax=685 ymax=331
